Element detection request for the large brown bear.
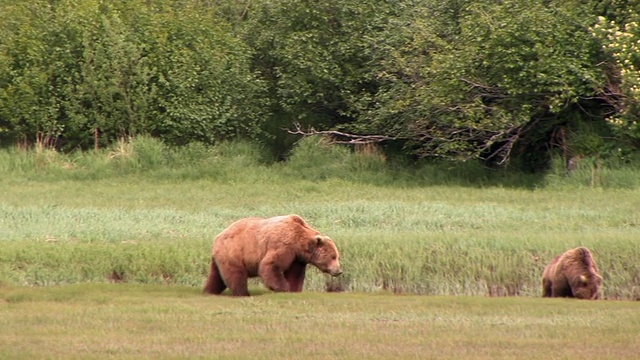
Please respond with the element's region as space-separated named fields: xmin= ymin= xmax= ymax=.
xmin=204 ymin=214 xmax=343 ymax=296
xmin=542 ymin=246 xmax=603 ymax=299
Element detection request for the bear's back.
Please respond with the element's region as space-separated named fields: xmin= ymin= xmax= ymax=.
xmin=212 ymin=215 xmax=319 ymax=266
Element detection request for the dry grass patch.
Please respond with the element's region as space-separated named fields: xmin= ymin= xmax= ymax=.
xmin=1 ymin=284 xmax=639 ymax=359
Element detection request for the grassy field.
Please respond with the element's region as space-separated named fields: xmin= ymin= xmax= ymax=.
xmin=1 ymin=173 xmax=639 ymax=299
xmin=1 ymin=138 xmax=639 ymax=358
xmin=1 ymin=284 xmax=639 ymax=360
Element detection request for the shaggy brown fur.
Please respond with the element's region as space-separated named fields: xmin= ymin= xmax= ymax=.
xmin=204 ymin=214 xmax=342 ymax=296
xmin=542 ymin=246 xmax=602 ymax=299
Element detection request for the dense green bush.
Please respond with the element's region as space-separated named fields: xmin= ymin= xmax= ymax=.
xmin=0 ymin=0 xmax=267 ymax=150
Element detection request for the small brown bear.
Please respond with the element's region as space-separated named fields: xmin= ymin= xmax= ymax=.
xmin=204 ymin=214 xmax=343 ymax=296
xmin=542 ymin=246 xmax=602 ymax=299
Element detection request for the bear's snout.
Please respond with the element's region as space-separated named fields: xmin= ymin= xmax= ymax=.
xmin=329 ymin=267 xmax=343 ymax=277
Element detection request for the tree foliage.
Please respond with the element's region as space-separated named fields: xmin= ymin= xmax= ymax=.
xmin=0 ymin=0 xmax=638 ymax=170
xmin=240 ymin=0 xmax=630 ymax=167
xmin=348 ymin=0 xmax=614 ymax=166
xmin=236 ymin=0 xmax=401 ymax=154
xmin=0 ymin=0 xmax=266 ymax=149
xmin=592 ymin=8 xmax=640 ymax=146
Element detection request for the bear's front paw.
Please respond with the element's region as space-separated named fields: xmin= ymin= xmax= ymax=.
xmin=267 ymin=281 xmax=289 ymax=292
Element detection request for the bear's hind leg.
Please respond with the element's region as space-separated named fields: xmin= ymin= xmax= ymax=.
xmin=225 ymin=269 xmax=250 ymax=296
xmin=551 ymin=283 xmax=573 ymax=298
xmin=203 ymin=257 xmax=227 ymax=294
xmin=284 ymin=262 xmax=307 ymax=292
xmin=542 ymin=278 xmax=552 ymax=297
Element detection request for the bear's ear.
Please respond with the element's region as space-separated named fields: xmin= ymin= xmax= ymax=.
xmin=315 ymin=235 xmax=324 ymax=246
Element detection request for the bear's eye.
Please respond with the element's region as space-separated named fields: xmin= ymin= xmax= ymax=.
xmin=332 ymin=255 xmax=337 ymax=260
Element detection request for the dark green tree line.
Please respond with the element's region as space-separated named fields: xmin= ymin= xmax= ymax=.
xmin=0 ymin=0 xmax=638 ymax=170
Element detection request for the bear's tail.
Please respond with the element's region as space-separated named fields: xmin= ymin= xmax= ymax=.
xmin=203 ymin=257 xmax=227 ymax=294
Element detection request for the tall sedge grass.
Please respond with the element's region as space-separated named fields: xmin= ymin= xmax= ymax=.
xmin=1 ymin=194 xmax=638 ymax=299
xmin=0 ymin=136 xmax=275 ymax=182
xmin=284 ymin=137 xmax=391 ymax=183
xmin=1 ymin=135 xmax=639 ymax=188
xmin=1 ymin=231 xmax=638 ymax=299
xmin=1 ymin=136 xmax=639 ymax=298
xmin=544 ymin=153 xmax=640 ymax=189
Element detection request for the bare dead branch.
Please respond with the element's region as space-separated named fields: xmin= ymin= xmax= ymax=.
xmin=288 ymin=120 xmax=526 ymax=165
xmin=287 ymin=123 xmax=400 ymax=144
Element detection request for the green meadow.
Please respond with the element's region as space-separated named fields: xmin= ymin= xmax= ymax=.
xmin=1 ymin=137 xmax=639 ymax=358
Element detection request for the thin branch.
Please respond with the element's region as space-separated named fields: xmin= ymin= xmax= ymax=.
xmin=239 ymin=0 xmax=251 ymax=21
xmin=460 ymin=78 xmax=496 ymax=90
xmin=287 ymin=123 xmax=400 ymax=144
